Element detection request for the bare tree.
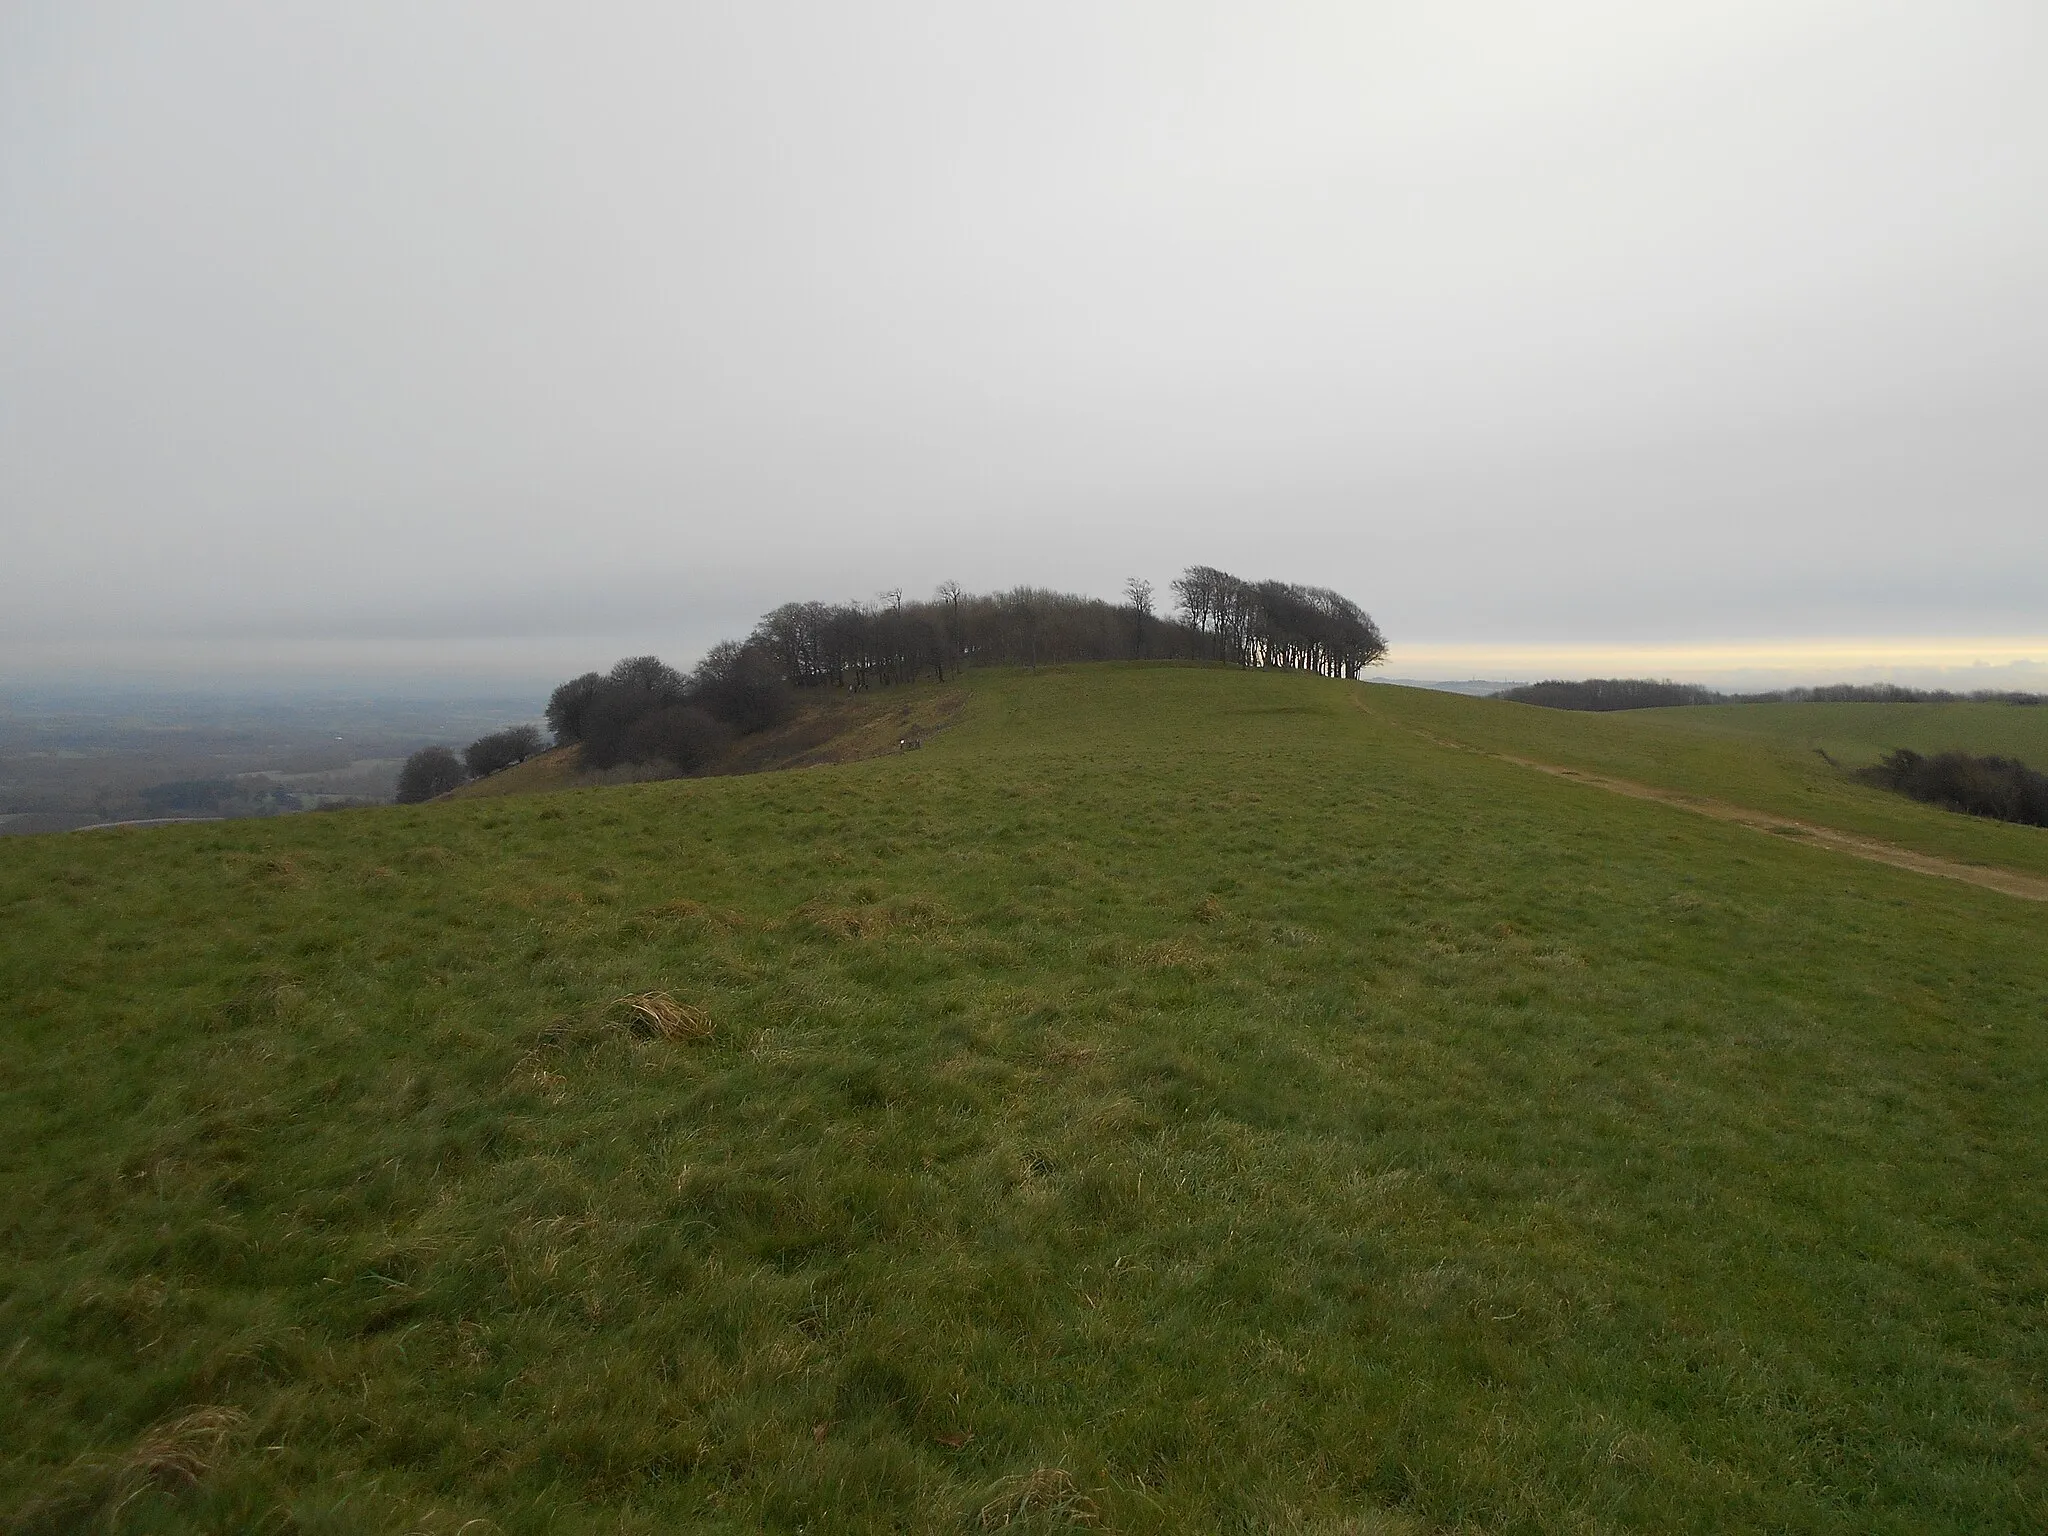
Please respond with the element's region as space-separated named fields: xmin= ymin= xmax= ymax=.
xmin=1122 ymin=577 xmax=1155 ymax=659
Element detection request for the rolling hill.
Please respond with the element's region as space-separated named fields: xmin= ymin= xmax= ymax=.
xmin=4 ymin=664 xmax=2045 ymax=1532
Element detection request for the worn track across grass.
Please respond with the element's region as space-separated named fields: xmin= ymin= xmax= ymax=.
xmin=1361 ymin=695 xmax=2048 ymax=902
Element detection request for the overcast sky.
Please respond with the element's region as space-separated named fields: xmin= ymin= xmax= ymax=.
xmin=4 ymin=2 xmax=2044 ymax=687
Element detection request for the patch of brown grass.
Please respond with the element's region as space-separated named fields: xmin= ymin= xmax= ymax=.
xmin=18 ymin=1406 xmax=248 ymax=1529
xmin=1142 ymin=937 xmax=1217 ymax=973
xmin=977 ymin=1468 xmax=1101 ymax=1528
xmin=608 ymin=990 xmax=712 ymax=1042
xmin=124 ymin=1406 xmax=246 ymax=1488
xmin=787 ymin=894 xmax=954 ymax=941
xmin=1038 ymin=1034 xmax=1101 ymax=1068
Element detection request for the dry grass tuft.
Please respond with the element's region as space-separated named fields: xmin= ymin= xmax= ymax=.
xmin=787 ymin=893 xmax=954 ymax=941
xmin=609 ymin=990 xmax=712 ymax=1042
xmin=977 ymin=1468 xmax=1101 ymax=1529
xmin=1039 ymin=1035 xmax=1100 ymax=1068
xmin=19 ymin=1405 xmax=249 ymax=1528
xmin=789 ymin=901 xmax=893 ymax=940
xmin=124 ymin=1405 xmax=247 ymax=1489
xmin=1142 ymin=937 xmax=1216 ymax=974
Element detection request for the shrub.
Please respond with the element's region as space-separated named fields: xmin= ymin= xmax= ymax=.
xmin=395 ymin=747 xmax=468 ymax=804
xmin=623 ymin=704 xmax=729 ymax=773
xmin=1857 ymin=748 xmax=2048 ymax=827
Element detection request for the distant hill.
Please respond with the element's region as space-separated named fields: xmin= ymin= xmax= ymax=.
xmin=1366 ymin=676 xmax=1527 ymax=696
xmin=1496 ymin=677 xmax=2048 ymax=710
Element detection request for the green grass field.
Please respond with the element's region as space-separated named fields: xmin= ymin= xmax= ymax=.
xmin=1633 ymin=699 xmax=2048 ymax=767
xmin=1375 ymin=686 xmax=2048 ymax=880
xmin=5 ymin=666 xmax=2047 ymax=1532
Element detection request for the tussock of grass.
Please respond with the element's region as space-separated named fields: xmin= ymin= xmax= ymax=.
xmin=14 ymin=1405 xmax=247 ymax=1532
xmin=607 ymin=989 xmax=712 ymax=1042
xmin=978 ymin=1467 xmax=1101 ymax=1528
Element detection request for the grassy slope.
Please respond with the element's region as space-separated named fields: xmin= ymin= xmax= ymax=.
xmin=447 ymin=683 xmax=970 ymax=802
xmin=4 ymin=664 xmax=2047 ymax=1533
xmin=1635 ymin=700 xmax=2048 ymax=768
xmin=1369 ymin=686 xmax=2048 ymax=880
xmin=443 ymin=743 xmax=587 ymax=799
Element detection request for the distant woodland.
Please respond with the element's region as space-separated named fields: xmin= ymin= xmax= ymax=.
xmin=1496 ymin=679 xmax=2048 ymax=711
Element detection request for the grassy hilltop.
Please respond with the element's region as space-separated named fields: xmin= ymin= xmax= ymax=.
xmin=4 ymin=665 xmax=2047 ymax=1532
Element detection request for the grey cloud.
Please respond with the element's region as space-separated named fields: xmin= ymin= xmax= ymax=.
xmin=3 ymin=2 xmax=2043 ymax=682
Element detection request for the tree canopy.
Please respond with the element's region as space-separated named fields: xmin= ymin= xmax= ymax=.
xmin=540 ymin=569 xmax=1387 ymax=775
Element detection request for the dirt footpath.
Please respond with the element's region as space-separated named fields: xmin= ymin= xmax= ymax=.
xmin=1360 ymin=698 xmax=2048 ymax=903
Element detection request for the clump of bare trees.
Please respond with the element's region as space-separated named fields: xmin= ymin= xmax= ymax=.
xmin=1168 ymin=567 xmax=1388 ymax=679
xmin=545 ymin=648 xmax=796 ymax=775
xmin=537 ymin=569 xmax=1385 ymax=774
xmin=751 ymin=586 xmax=1182 ymax=686
xmin=463 ymin=724 xmax=546 ymax=778
xmin=746 ymin=569 xmax=1384 ymax=689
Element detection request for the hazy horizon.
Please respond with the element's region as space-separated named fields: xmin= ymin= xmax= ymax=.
xmin=5 ymin=3 xmax=2044 ymax=691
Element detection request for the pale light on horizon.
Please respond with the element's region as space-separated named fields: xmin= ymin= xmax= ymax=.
xmin=1386 ymin=636 xmax=2048 ymax=691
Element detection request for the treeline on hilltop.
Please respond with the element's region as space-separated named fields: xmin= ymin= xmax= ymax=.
xmin=749 ymin=568 xmax=1385 ymax=689
xmin=1495 ymin=679 xmax=2048 ymax=712
xmin=1493 ymin=679 xmax=1720 ymax=711
xmin=500 ymin=568 xmax=1384 ymax=784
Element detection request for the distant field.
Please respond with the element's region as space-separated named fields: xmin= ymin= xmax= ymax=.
xmin=0 ymin=691 xmax=545 ymax=832
xmin=1376 ymin=687 xmax=2048 ymax=879
xmin=5 ymin=665 xmax=2046 ymax=1532
xmin=1634 ymin=699 xmax=2048 ymax=767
